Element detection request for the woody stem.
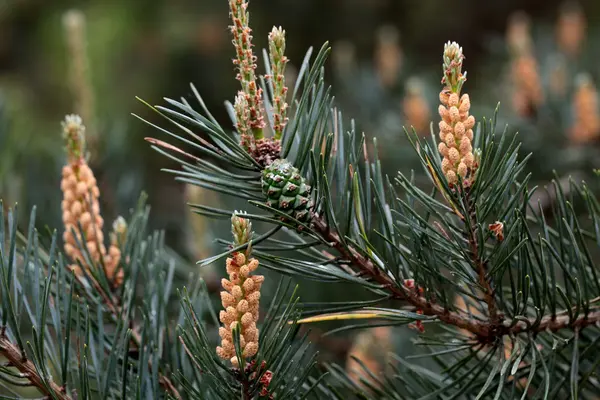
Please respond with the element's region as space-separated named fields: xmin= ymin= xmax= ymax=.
xmin=0 ymin=335 xmax=72 ymax=400
xmin=464 ymin=190 xmax=499 ymax=324
xmin=311 ymin=213 xmax=598 ymax=341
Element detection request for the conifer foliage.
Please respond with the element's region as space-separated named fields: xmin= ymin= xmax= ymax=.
xmin=2 ymin=0 xmax=600 ymax=398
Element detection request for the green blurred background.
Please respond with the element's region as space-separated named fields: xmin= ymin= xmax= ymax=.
xmin=1 ymin=0 xmax=600 ymax=382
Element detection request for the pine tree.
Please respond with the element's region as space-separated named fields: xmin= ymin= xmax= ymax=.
xmin=2 ymin=0 xmax=600 ymax=398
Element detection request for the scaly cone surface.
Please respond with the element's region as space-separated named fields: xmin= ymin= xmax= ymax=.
xmin=261 ymin=159 xmax=312 ymax=223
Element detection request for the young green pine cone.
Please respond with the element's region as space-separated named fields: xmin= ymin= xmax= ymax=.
xmin=216 ymin=252 xmax=265 ymax=367
xmin=437 ymin=42 xmax=476 ymax=187
xmin=261 ymin=159 xmax=312 ymax=223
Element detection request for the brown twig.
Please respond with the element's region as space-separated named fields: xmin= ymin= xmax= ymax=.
xmin=511 ymin=310 xmax=600 ymax=334
xmin=311 ymin=214 xmax=600 ymax=342
xmin=473 ymin=246 xmax=498 ymax=323
xmin=0 ymin=335 xmax=72 ymax=400
xmin=241 ymin=378 xmax=253 ymax=400
xmin=311 ymin=215 xmax=494 ymax=339
xmin=465 ymin=190 xmax=500 ymax=324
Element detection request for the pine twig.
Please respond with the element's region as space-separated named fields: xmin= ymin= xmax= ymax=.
xmin=510 ymin=310 xmax=600 ymax=334
xmin=311 ymin=214 xmax=600 ymax=341
xmin=0 ymin=335 xmax=71 ymax=400
xmin=241 ymin=378 xmax=252 ymax=400
xmin=311 ymin=214 xmax=493 ymax=338
xmin=465 ymin=191 xmax=500 ymax=325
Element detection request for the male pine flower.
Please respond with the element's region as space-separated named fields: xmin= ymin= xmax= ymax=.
xmin=216 ymin=214 xmax=265 ymax=367
xmin=506 ymin=13 xmax=543 ymax=118
xmin=570 ymin=74 xmax=600 ymax=144
xmin=556 ymin=1 xmax=586 ymax=59
xmin=60 ymin=114 xmax=123 ymax=286
xmin=437 ymin=42 xmax=476 ymax=186
xmin=402 ymin=77 xmax=430 ymax=134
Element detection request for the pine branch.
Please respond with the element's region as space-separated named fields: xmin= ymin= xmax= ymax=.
xmin=0 ymin=335 xmax=71 ymax=400
xmin=137 ymin=2 xmax=600 ymax=392
xmin=511 ymin=309 xmax=600 ymax=334
xmin=312 ymin=213 xmax=600 ymax=341
xmin=311 ymin=214 xmax=493 ymax=339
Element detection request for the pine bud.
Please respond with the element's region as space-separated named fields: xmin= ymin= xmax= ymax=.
xmin=62 ymin=114 xmax=86 ymax=163
xmin=231 ymin=211 xmax=252 ymax=247
xmin=112 ymin=216 xmax=127 ymax=241
xmin=229 ymin=0 xmax=265 ymax=145
xmin=268 ymin=26 xmax=289 ymax=140
xmin=489 ymin=221 xmax=505 ymax=241
xmin=442 ymin=41 xmax=466 ymax=93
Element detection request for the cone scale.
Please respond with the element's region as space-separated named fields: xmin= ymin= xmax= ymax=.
xmin=261 ymin=159 xmax=312 ymax=223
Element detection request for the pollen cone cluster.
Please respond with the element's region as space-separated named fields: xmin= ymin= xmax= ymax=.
xmin=510 ymin=54 xmax=544 ymax=118
xmin=437 ymin=42 xmax=476 ymax=187
xmin=346 ymin=326 xmax=394 ymax=390
xmin=556 ymin=1 xmax=586 ymax=59
xmin=216 ymin=215 xmax=264 ymax=367
xmin=403 ymin=77 xmax=431 ymax=134
xmin=570 ymin=74 xmax=600 ymax=144
xmin=60 ymin=114 xmax=123 ymax=286
xmin=506 ymin=12 xmax=543 ymax=118
xmin=375 ymin=25 xmax=402 ymax=89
